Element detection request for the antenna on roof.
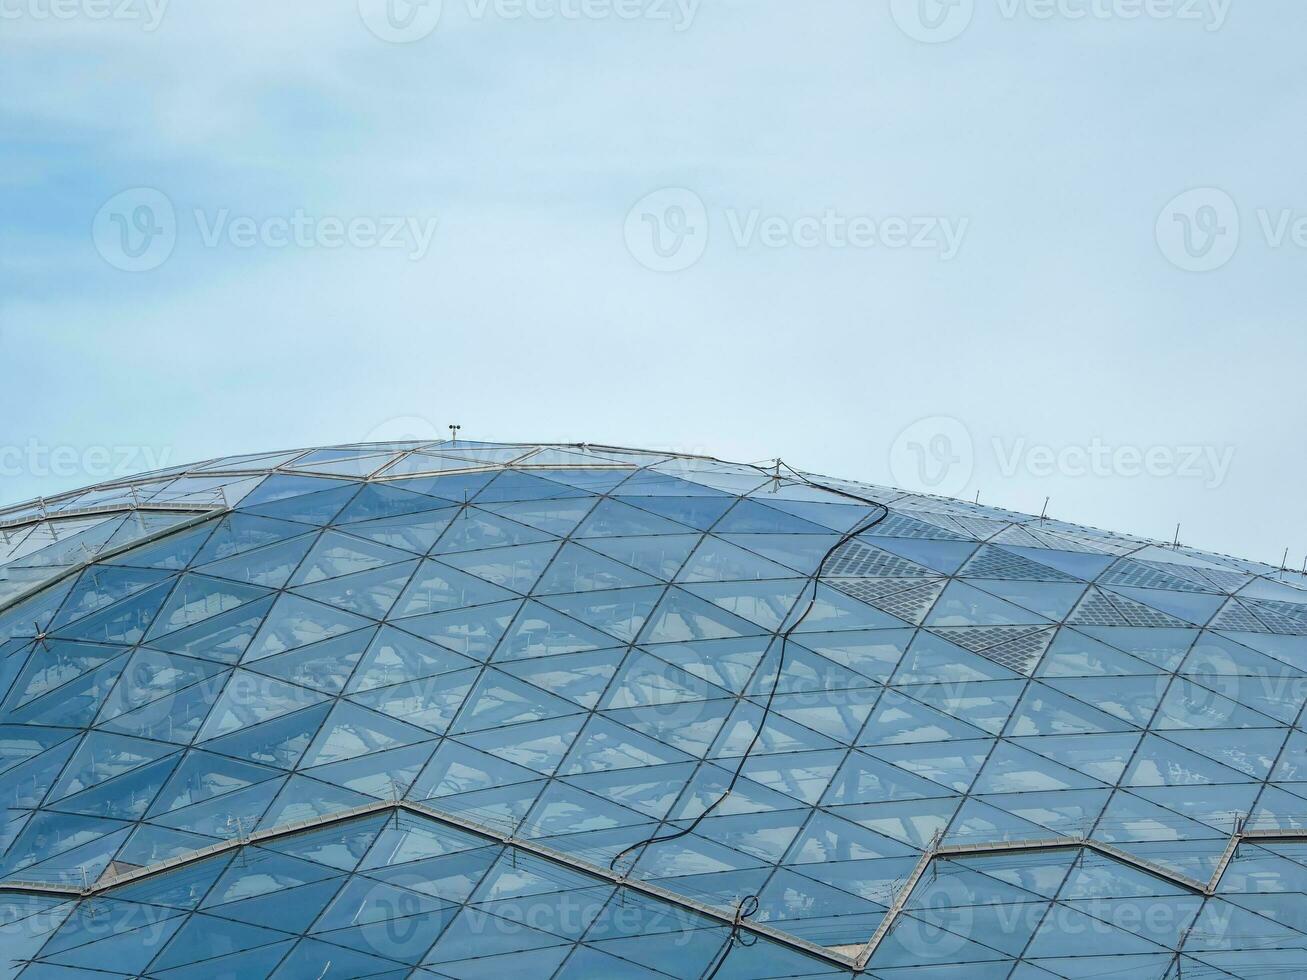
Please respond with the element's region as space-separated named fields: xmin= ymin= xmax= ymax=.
xmin=448 ymin=424 xmax=462 ymax=443
xmin=1039 ymin=497 xmax=1049 ymax=522
xmin=1172 ymin=524 xmax=1181 ymax=549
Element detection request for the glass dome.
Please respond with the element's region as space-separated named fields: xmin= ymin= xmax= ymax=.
xmin=2 ymin=440 xmax=1305 ymax=978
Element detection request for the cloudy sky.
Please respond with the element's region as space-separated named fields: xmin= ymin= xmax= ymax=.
xmin=2 ymin=0 xmax=1304 ymax=566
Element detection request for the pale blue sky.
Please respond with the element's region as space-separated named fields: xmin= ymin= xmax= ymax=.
xmin=2 ymin=0 xmax=1304 ymax=567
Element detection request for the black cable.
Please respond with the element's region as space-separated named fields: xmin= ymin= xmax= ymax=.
xmin=609 ymin=471 xmax=890 ymax=878
xmin=701 ymin=893 xmax=759 ymax=980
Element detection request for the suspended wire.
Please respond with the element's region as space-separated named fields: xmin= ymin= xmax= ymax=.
xmin=701 ymin=894 xmax=759 ymax=980
xmin=609 ymin=474 xmax=889 ymax=878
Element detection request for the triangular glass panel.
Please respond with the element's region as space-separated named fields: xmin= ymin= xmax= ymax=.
xmin=710 ymin=498 xmax=831 ymax=534
xmin=293 ymin=559 xmax=418 ymax=618
xmin=430 ymin=509 xmax=554 ymax=555
xmin=146 ymin=574 xmax=272 ymax=640
xmin=399 ymin=599 xmax=522 ymax=660
xmin=48 ymin=754 xmax=178 ymax=820
xmin=200 ymin=702 xmax=332 ymax=770
xmin=338 ymin=507 xmax=458 ymax=555
xmin=96 ymin=669 xmax=231 ymax=743
xmin=146 ymin=594 xmax=275 ymax=664
xmin=534 ymin=542 xmax=658 ymax=594
xmin=823 ymin=749 xmax=950 ymax=805
xmin=332 ymin=482 xmax=447 ymax=523
xmin=198 ymin=670 xmax=330 ymax=740
xmin=347 ymin=625 xmax=478 ymax=693
xmin=478 ymin=497 xmax=595 ymax=536
xmin=1006 ymin=683 xmax=1138 ymax=736
xmin=5 ymin=638 xmax=125 ymax=709
xmin=1009 ymin=731 xmax=1144 ymax=789
xmin=239 ymin=482 xmax=360 ymax=525
xmin=458 ymin=715 xmax=587 ymax=776
xmin=499 ymin=648 xmax=624 ymax=709
xmin=8 ymin=658 xmax=128 ymax=728
xmin=307 ymin=741 xmax=434 ymax=799
xmin=94 ymin=646 xmax=227 ymax=724
xmin=192 ymin=512 xmax=317 ymax=565
xmin=194 ymin=533 xmax=318 ymax=589
xmin=390 ymin=559 xmax=516 ymax=619
xmin=574 ymin=498 xmax=694 ymax=537
xmin=52 ymin=580 xmax=174 ymax=645
xmin=258 ymin=774 xmax=373 ymax=829
xmin=148 ymin=749 xmax=282 ymax=817
xmin=449 ymin=669 xmax=584 ymax=734
xmin=287 ymin=530 xmax=414 ymax=586
xmin=619 ymin=493 xmax=742 ymax=533
xmin=49 ymin=565 xmax=175 ymax=631
xmin=863 ymin=537 xmax=979 ymax=574
xmin=387 ymin=470 xmax=497 ymax=502
xmin=244 ymin=595 xmax=374 ymax=663
xmin=105 ymin=521 xmax=213 ymax=571
xmin=439 ymin=541 xmax=560 ymax=593
xmin=472 ymin=470 xmax=589 ymax=504
xmin=249 ymin=626 xmax=377 ymax=694
xmin=348 ymin=667 xmax=479 ymax=734
xmin=602 ymin=698 xmax=733 ymax=759
xmin=409 ymin=740 xmax=542 ymax=802
xmin=299 ymin=701 xmax=434 ymax=767
xmin=640 ymin=588 xmax=768 ymax=643
xmin=490 ymin=599 xmax=619 ymax=661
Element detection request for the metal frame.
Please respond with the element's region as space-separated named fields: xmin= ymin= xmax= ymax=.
xmin=854 ymin=823 xmax=1307 ymax=968
xmin=7 ymin=796 xmax=1304 ymax=974
xmin=0 ymin=799 xmax=860 ymax=972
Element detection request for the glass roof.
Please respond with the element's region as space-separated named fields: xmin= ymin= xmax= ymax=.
xmin=2 ymin=439 xmax=1305 ymax=977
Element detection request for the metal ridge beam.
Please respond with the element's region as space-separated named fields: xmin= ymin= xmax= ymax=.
xmin=6 ymin=805 xmax=1307 ymax=972
xmin=852 ymin=827 xmax=1307 ymax=967
xmin=0 ymin=800 xmax=858 ymax=972
xmin=0 ymin=502 xmax=215 ymax=533
xmin=0 ymin=510 xmax=224 ymax=620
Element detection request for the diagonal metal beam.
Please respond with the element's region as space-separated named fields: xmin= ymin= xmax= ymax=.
xmin=0 ymin=800 xmax=859 ymax=972
xmin=849 ymin=827 xmax=1307 ymax=968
